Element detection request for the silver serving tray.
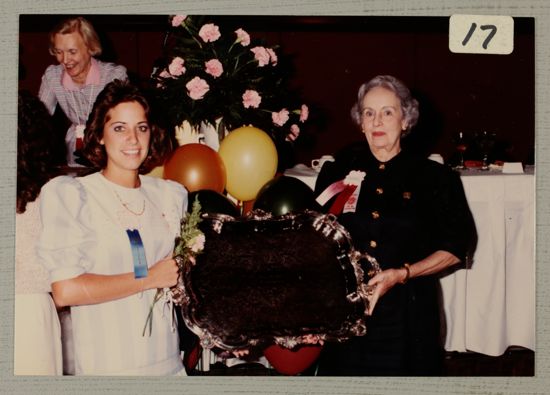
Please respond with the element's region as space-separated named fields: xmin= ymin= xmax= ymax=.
xmin=171 ymin=209 xmax=380 ymax=351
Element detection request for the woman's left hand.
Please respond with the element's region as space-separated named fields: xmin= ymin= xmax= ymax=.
xmin=364 ymin=250 xmax=461 ymax=316
xmin=365 ymin=268 xmax=405 ymax=316
xmin=232 ymin=349 xmax=250 ymax=358
xmin=300 ymin=334 xmax=325 ymax=346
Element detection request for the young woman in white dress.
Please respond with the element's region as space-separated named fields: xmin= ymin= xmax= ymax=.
xmin=37 ymin=79 xmax=188 ymax=375
xmin=15 ymin=91 xmax=63 ymax=375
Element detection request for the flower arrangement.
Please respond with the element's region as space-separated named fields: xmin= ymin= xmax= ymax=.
xmin=151 ymin=15 xmax=309 ymax=144
xmin=143 ymin=196 xmax=204 ymax=336
xmin=173 ymin=196 xmax=205 ymax=262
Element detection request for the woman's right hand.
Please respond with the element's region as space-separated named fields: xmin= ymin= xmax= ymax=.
xmin=146 ymin=257 xmax=179 ymax=289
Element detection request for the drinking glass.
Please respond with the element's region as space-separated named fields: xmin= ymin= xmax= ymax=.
xmin=452 ymin=132 xmax=468 ymax=170
xmin=476 ymin=131 xmax=496 ymax=171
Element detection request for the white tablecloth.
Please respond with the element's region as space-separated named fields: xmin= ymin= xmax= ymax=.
xmin=284 ymin=164 xmax=535 ymax=357
xmin=440 ymin=169 xmax=535 ymax=356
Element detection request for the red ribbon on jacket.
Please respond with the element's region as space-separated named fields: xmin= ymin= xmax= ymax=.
xmin=315 ymin=170 xmax=366 ymax=215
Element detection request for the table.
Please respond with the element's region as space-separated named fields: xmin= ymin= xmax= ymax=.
xmin=284 ymin=164 xmax=535 ymax=357
xmin=440 ymin=168 xmax=535 ymax=356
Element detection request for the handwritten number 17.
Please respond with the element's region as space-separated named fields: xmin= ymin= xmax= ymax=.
xmin=462 ymin=23 xmax=497 ymax=49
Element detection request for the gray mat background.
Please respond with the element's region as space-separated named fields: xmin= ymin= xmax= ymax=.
xmin=1 ymin=1 xmax=548 ymax=394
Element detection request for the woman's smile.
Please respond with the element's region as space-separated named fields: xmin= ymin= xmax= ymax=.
xmin=53 ymin=31 xmax=92 ymax=85
xmin=121 ymin=148 xmax=141 ymax=156
xmin=100 ymin=101 xmax=151 ymax=179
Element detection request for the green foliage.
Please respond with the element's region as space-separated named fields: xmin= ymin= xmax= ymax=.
xmin=174 ymin=195 xmax=203 ymax=258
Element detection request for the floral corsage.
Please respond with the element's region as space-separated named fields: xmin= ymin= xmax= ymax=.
xmin=142 ymin=196 xmax=204 ymax=336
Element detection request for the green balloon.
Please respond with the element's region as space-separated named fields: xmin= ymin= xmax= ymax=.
xmin=188 ymin=190 xmax=240 ymax=217
xmin=253 ymin=176 xmax=320 ymax=216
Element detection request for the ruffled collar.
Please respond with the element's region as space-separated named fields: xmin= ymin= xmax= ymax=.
xmin=61 ymin=58 xmax=101 ymax=90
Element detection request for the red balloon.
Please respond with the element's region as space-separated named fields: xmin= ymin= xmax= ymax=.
xmin=164 ymin=144 xmax=226 ymax=193
xmin=264 ymin=344 xmax=322 ymax=375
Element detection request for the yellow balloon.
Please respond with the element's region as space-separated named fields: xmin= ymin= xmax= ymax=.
xmin=219 ymin=126 xmax=278 ymax=201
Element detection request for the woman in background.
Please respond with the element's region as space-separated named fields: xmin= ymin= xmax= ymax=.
xmin=15 ymin=91 xmax=62 ymax=375
xmin=314 ymin=75 xmax=476 ymax=376
xmin=39 ymin=16 xmax=127 ymax=166
xmin=37 ymin=79 xmax=187 ymax=375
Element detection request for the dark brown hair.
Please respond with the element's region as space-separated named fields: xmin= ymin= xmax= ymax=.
xmin=17 ymin=91 xmax=59 ymax=213
xmin=81 ymin=79 xmax=172 ymax=173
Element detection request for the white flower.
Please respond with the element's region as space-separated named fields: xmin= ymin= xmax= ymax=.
xmin=188 ymin=234 xmax=206 ymax=253
xmin=343 ymin=171 xmax=366 ymax=186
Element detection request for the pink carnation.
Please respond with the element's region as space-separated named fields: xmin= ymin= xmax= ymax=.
xmin=198 ymin=23 xmax=221 ymax=43
xmin=266 ymin=47 xmax=278 ymax=65
xmin=204 ymin=59 xmax=223 ymax=78
xmin=159 ymin=69 xmax=171 ymax=79
xmin=171 ymin=15 xmax=187 ymax=27
xmin=272 ymin=109 xmax=290 ymax=127
xmin=242 ymin=90 xmax=262 ymax=109
xmin=299 ymin=104 xmax=309 ymax=122
xmin=250 ymin=46 xmax=270 ymax=67
xmin=286 ymin=124 xmax=300 ymax=141
xmin=235 ymin=28 xmax=250 ymax=46
xmin=168 ymin=57 xmax=186 ymax=76
xmin=186 ymin=77 xmax=210 ymax=100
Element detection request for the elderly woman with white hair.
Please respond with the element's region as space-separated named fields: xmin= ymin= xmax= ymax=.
xmin=314 ymin=75 xmax=476 ymax=376
xmin=39 ymin=16 xmax=127 ymax=166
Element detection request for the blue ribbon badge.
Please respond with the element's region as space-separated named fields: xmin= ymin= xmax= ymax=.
xmin=126 ymin=229 xmax=148 ymax=279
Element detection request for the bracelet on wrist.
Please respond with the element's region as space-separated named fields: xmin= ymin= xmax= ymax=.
xmin=400 ymin=263 xmax=411 ymax=284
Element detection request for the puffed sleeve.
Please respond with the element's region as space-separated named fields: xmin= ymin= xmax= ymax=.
xmin=164 ymin=179 xmax=188 ymax=228
xmin=427 ymin=165 xmax=477 ymax=262
xmin=37 ymin=176 xmax=96 ymax=283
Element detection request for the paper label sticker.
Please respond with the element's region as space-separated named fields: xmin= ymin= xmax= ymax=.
xmin=449 ymin=15 xmax=514 ymax=55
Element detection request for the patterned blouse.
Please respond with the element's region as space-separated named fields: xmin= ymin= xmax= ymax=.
xmin=38 ymin=58 xmax=127 ymax=165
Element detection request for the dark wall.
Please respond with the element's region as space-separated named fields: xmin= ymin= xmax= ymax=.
xmin=19 ymin=15 xmax=534 ymax=167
